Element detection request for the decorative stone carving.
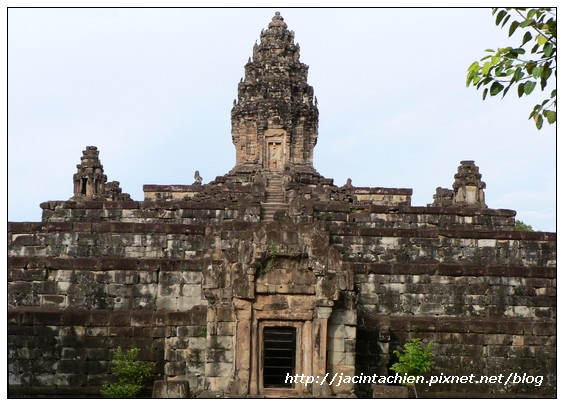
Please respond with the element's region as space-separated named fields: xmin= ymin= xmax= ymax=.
xmin=194 ymin=170 xmax=203 ymax=185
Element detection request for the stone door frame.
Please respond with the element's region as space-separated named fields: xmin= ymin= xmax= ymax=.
xmin=264 ymin=129 xmax=288 ymax=171
xmin=256 ymin=319 xmax=305 ymax=397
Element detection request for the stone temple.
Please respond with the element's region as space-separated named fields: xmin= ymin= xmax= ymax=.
xmin=8 ymin=12 xmax=556 ymax=398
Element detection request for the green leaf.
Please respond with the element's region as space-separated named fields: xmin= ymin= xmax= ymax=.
xmin=527 ymin=9 xmax=538 ymax=19
xmin=482 ymin=61 xmax=492 ymax=76
xmin=466 ymin=69 xmax=476 ymax=87
xmin=482 ymin=88 xmax=488 ymax=100
xmin=545 ymin=110 xmax=556 ymax=124
xmin=534 ymin=114 xmax=544 ymax=130
xmin=490 ymin=81 xmax=504 ymax=96
xmin=507 ymin=47 xmax=526 ymax=58
xmin=524 ymin=81 xmax=536 ymax=95
xmin=501 ymin=13 xmax=511 ymax=28
xmin=517 ymin=83 xmax=525 ymax=97
xmin=532 ymin=66 xmax=544 ymax=78
xmin=537 ymin=34 xmax=549 ymax=45
xmin=508 ymin=20 xmax=520 ymax=37
xmin=543 ymin=42 xmax=553 ymax=57
xmin=495 ymin=10 xmax=507 ymax=26
xmin=513 ymin=66 xmax=524 ymax=81
xmin=468 ymin=61 xmax=480 ymax=72
xmin=479 ymin=77 xmax=493 ymax=91
xmin=542 ymin=61 xmax=553 ymax=77
xmin=522 ymin=31 xmax=532 ymax=45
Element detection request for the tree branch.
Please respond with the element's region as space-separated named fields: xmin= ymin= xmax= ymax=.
xmin=514 ymin=8 xmax=557 ymax=46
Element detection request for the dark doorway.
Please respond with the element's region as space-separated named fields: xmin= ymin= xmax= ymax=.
xmin=81 ymin=178 xmax=87 ymax=195
xmin=263 ymin=327 xmax=296 ymax=388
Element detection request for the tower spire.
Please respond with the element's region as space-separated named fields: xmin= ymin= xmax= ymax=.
xmin=231 ymin=12 xmax=319 ymax=174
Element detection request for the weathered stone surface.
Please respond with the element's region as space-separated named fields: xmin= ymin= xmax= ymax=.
xmin=152 ymin=380 xmax=190 ymax=398
xmin=372 ymin=385 xmax=409 ymax=398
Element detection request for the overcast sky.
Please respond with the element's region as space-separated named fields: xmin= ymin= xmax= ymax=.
xmin=6 ymin=6 xmax=556 ymax=231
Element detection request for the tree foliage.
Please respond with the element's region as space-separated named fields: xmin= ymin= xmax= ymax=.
xmin=390 ymin=338 xmax=434 ymax=398
xmin=466 ymin=8 xmax=556 ymax=129
xmin=515 ymin=219 xmax=535 ymax=231
xmin=100 ymin=347 xmax=153 ymax=398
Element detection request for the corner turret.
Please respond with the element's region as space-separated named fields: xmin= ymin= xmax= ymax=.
xmin=70 ymin=146 xmax=131 ymax=201
xmin=71 ymin=146 xmax=107 ymax=200
xmin=430 ymin=160 xmax=487 ymax=208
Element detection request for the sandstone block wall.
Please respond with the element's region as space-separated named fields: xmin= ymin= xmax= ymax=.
xmin=40 ymin=200 xmax=260 ymax=225
xmin=313 ymin=204 xmax=517 ymax=231
xmin=8 ymin=220 xmax=211 ymax=397
xmin=324 ymin=218 xmax=556 ymax=398
xmin=8 ymin=307 xmax=206 ymax=398
xmin=8 ymin=197 xmax=556 ymax=398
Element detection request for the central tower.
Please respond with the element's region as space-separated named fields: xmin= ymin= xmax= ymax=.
xmin=231 ymin=12 xmax=319 ymax=174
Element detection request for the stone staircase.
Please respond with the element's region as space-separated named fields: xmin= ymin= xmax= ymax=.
xmin=261 ymin=175 xmax=288 ymax=221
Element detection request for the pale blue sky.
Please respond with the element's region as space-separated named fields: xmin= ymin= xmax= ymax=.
xmin=7 ymin=7 xmax=556 ymax=231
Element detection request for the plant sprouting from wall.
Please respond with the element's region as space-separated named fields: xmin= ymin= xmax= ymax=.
xmin=390 ymin=338 xmax=434 ymax=398
xmin=100 ymin=347 xmax=153 ymax=398
xmin=257 ymin=243 xmax=279 ymax=277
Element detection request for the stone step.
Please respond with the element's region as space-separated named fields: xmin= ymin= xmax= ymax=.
xmin=261 ymin=202 xmax=289 ymax=221
xmin=266 ymin=179 xmax=283 ymax=188
xmin=265 ymin=176 xmax=285 ymax=205
xmin=266 ymin=193 xmax=284 ymax=201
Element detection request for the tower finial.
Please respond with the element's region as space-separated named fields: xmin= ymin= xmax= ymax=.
xmin=269 ymin=11 xmax=287 ymax=29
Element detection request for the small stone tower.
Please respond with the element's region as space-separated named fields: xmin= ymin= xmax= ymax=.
xmin=452 ymin=160 xmax=487 ymax=208
xmin=72 ymin=146 xmax=107 ymax=200
xmin=71 ymin=146 xmax=131 ymax=201
xmin=231 ymin=12 xmax=319 ymax=174
xmin=431 ymin=160 xmax=487 ymax=208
